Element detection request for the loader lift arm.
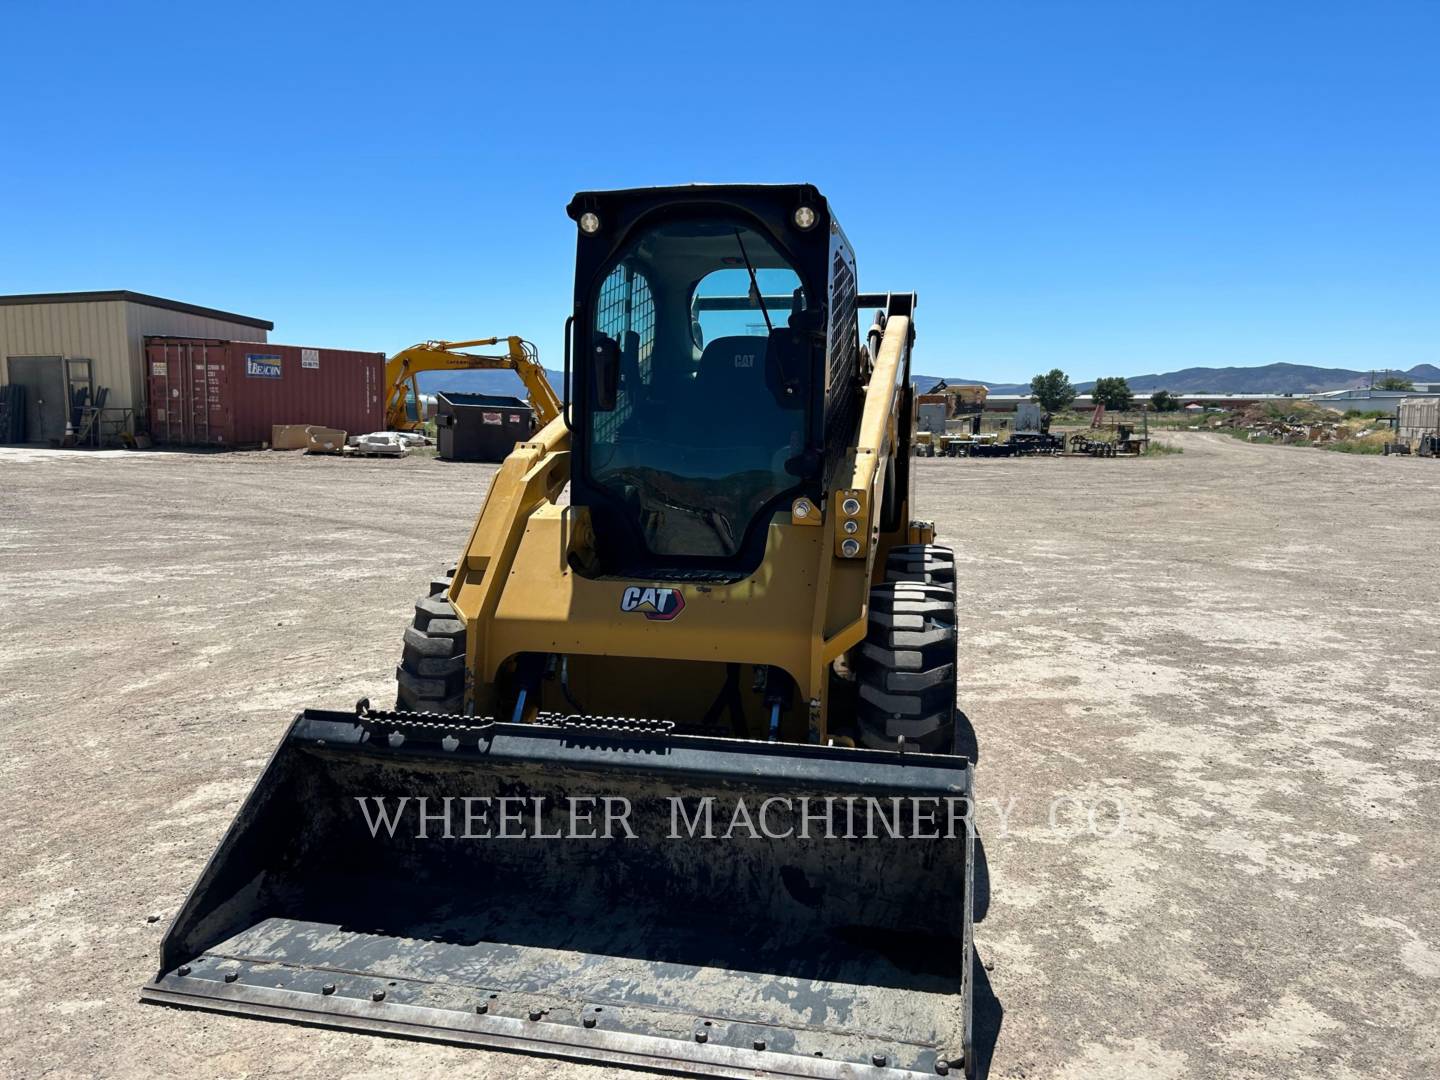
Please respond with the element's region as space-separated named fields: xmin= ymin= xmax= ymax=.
xmin=383 ymin=336 xmax=560 ymax=431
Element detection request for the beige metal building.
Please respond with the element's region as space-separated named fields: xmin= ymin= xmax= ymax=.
xmin=0 ymin=291 xmax=272 ymax=443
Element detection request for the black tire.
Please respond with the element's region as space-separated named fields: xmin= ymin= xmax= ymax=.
xmin=855 ymin=548 xmax=957 ymax=751
xmin=884 ymin=543 xmax=956 ymax=586
xmin=395 ymin=572 xmax=466 ymax=713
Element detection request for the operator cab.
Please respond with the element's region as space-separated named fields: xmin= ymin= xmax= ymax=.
xmin=567 ymin=186 xmax=859 ymax=578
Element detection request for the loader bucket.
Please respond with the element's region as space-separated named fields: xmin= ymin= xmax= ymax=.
xmin=142 ymin=709 xmax=975 ymax=1079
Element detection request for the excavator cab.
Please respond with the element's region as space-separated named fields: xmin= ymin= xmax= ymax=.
xmin=143 ymin=185 xmax=978 ymax=1080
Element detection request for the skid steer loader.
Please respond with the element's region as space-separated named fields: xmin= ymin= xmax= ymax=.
xmin=143 ymin=184 xmax=977 ymax=1079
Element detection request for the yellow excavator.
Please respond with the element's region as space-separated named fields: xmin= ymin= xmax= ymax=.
xmin=144 ymin=185 xmax=977 ymax=1080
xmin=383 ymin=335 xmax=560 ymax=431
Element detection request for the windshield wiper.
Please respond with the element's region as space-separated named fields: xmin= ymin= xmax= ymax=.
xmin=733 ymin=227 xmax=795 ymax=394
xmin=733 ymin=230 xmax=773 ymax=333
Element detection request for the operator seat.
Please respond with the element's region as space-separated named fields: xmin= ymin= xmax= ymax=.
xmin=690 ymin=335 xmax=800 ymax=471
xmin=694 ymin=335 xmax=772 ymax=430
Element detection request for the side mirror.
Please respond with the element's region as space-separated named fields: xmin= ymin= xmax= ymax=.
xmin=591 ymin=336 xmax=620 ymax=411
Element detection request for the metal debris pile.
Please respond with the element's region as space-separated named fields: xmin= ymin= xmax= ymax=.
xmin=1225 ymin=402 xmax=1360 ymax=446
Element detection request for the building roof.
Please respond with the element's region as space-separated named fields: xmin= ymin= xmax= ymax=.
xmin=1310 ymin=387 xmax=1440 ymax=401
xmin=0 ymin=290 xmax=273 ymax=331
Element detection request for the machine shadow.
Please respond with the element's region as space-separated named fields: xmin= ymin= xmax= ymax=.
xmin=972 ymin=954 xmax=1004 ymax=1079
xmin=954 ymin=707 xmax=979 ymax=763
xmin=962 ymin=705 xmax=1002 ymax=1077
xmin=972 ymin=832 xmax=991 ymax=923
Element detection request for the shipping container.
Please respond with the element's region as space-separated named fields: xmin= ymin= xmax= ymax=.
xmin=436 ymin=391 xmax=534 ymax=462
xmin=145 ymin=338 xmax=383 ymax=446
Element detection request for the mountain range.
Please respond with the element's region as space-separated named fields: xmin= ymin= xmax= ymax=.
xmin=416 ymin=368 xmax=566 ymax=398
xmin=414 ymin=362 xmax=1439 ymax=400
xmin=914 ymin=363 xmax=1440 ymax=396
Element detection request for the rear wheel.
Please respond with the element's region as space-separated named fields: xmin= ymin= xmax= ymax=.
xmin=884 ymin=543 xmax=956 ymax=587
xmin=395 ymin=571 xmax=466 ymax=713
xmin=856 ymin=545 xmax=957 ymax=751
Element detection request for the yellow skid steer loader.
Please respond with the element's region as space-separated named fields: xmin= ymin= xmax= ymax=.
xmin=143 ymin=184 xmax=976 ymax=1079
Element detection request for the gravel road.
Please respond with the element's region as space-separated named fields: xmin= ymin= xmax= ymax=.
xmin=1 ymin=433 xmax=1436 ymax=1079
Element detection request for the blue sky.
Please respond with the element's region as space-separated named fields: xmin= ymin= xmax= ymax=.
xmin=2 ymin=1 xmax=1436 ymax=385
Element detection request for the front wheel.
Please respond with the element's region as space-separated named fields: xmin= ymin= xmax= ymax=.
xmin=854 ymin=545 xmax=958 ymax=752
xmin=394 ymin=572 xmax=467 ymax=713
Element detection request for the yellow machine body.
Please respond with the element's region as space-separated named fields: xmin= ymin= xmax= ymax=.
xmin=446 ymin=312 xmax=920 ymax=742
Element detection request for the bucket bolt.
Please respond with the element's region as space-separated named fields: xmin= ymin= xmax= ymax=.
xmin=935 ymin=1060 xmax=950 ymax=1075
xmin=224 ymin=972 xmax=238 ymax=984
xmin=753 ymin=1039 xmax=766 ymax=1051
xmin=475 ymin=1003 xmax=487 ymax=1014
xmin=322 ymin=983 xmax=336 ymax=996
xmin=176 ymin=965 xmax=191 ymax=977
xmin=873 ymin=1054 xmax=888 ymax=1067
xmin=529 ymin=1008 xmax=543 ymax=1021
xmin=372 ymin=990 xmax=386 ymax=1002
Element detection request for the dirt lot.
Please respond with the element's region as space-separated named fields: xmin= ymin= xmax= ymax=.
xmin=2 ymin=434 xmax=1438 ymax=1080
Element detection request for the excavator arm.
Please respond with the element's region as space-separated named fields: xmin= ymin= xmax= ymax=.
xmin=383 ymin=336 xmax=560 ymax=431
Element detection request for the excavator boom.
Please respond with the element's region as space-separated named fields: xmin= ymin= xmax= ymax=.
xmin=384 ymin=335 xmax=559 ymax=431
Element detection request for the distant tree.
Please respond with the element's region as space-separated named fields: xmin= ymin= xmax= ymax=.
xmin=1149 ymin=389 xmax=1180 ymax=412
xmin=1092 ymin=376 xmax=1135 ymax=412
xmin=1029 ymin=369 xmax=1077 ymax=412
xmin=1376 ymin=375 xmax=1414 ymax=391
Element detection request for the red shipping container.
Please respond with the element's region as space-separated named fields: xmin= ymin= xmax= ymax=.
xmin=145 ymin=338 xmax=384 ymax=446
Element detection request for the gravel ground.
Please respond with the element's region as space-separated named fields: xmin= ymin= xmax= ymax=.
xmin=1 ymin=433 xmax=1437 ymax=1080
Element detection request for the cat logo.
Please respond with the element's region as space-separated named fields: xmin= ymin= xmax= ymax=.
xmin=620 ymin=585 xmax=686 ymax=621
xmin=734 ymin=354 xmax=755 ymax=368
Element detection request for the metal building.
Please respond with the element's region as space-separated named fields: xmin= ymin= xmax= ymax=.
xmin=0 ymin=291 xmax=272 ymax=443
xmin=1306 ymin=387 xmax=1440 ymax=416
